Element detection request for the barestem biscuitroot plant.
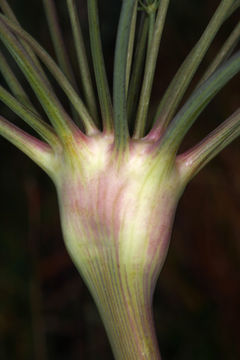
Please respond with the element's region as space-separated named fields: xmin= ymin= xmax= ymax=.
xmin=0 ymin=0 xmax=240 ymax=358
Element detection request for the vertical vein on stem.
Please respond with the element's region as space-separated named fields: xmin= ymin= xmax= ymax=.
xmin=113 ymin=0 xmax=137 ymax=151
xmin=134 ymin=0 xmax=170 ymax=138
xmin=88 ymin=0 xmax=113 ymax=133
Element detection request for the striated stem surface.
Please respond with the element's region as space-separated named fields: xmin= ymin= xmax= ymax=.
xmin=79 ymin=251 xmax=161 ymax=359
xmin=52 ymin=135 xmax=184 ymax=359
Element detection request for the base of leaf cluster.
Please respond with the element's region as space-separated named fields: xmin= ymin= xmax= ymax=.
xmin=52 ymin=134 xmax=184 ymax=359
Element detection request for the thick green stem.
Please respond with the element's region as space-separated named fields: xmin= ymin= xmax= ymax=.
xmin=77 ymin=254 xmax=161 ymax=360
xmin=53 ymin=137 xmax=183 ymax=359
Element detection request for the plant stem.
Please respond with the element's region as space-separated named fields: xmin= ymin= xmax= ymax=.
xmin=113 ymin=0 xmax=137 ymax=151
xmin=42 ymin=0 xmax=76 ymax=86
xmin=84 ymin=260 xmax=161 ymax=360
xmin=157 ymin=50 xmax=240 ymax=154
xmin=55 ymin=140 xmax=183 ymax=359
xmin=150 ymin=0 xmax=236 ymax=139
xmin=0 ymin=18 xmax=76 ymax=143
xmin=0 ymin=49 xmax=33 ymax=108
xmin=0 ymin=115 xmax=54 ymax=173
xmin=198 ymin=20 xmax=240 ymax=86
xmin=88 ymin=0 xmax=113 ymax=132
xmin=126 ymin=1 xmax=138 ymax=95
xmin=127 ymin=14 xmax=149 ymax=128
xmin=1 ymin=15 xmax=98 ymax=135
xmin=134 ymin=0 xmax=170 ymax=138
xmin=0 ymin=85 xmax=59 ymax=146
xmin=0 ymin=0 xmax=51 ymax=87
xmin=178 ymin=108 xmax=240 ymax=182
xmin=67 ymin=0 xmax=99 ymax=122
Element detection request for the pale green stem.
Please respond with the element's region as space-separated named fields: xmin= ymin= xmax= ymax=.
xmin=0 ymin=0 xmax=52 ymax=89
xmin=78 ymin=259 xmax=161 ymax=360
xmin=42 ymin=0 xmax=83 ymax=125
xmin=127 ymin=14 xmax=149 ymax=127
xmin=1 ymin=15 xmax=98 ymax=135
xmin=198 ymin=21 xmax=240 ymax=86
xmin=0 ymin=18 xmax=77 ymax=144
xmin=66 ymin=0 xmax=99 ymax=123
xmin=149 ymin=0 xmax=236 ymax=139
xmin=0 ymin=115 xmax=54 ymax=174
xmin=134 ymin=0 xmax=170 ymax=138
xmin=0 ymin=49 xmax=33 ymax=108
xmin=157 ymin=51 xmax=240 ymax=155
xmin=0 ymin=85 xmax=59 ymax=147
xmin=147 ymin=12 xmax=155 ymax=58
xmin=126 ymin=1 xmax=138 ymax=95
xmin=178 ymin=108 xmax=240 ymax=183
xmin=0 ymin=0 xmax=17 ymax=22
xmin=88 ymin=0 xmax=113 ymax=132
xmin=42 ymin=0 xmax=76 ymax=87
xmin=113 ymin=0 xmax=137 ymax=151
xmin=227 ymin=0 xmax=240 ymax=18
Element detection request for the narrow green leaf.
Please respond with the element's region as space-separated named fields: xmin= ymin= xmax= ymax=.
xmin=113 ymin=0 xmax=137 ymax=150
xmin=0 ymin=115 xmax=54 ymax=173
xmin=134 ymin=0 xmax=170 ymax=138
xmin=158 ymin=51 xmax=240 ymax=154
xmin=178 ymin=108 xmax=240 ymax=183
xmin=0 ymin=85 xmax=59 ymax=147
xmin=0 ymin=17 xmax=75 ymax=143
xmin=150 ymin=0 xmax=236 ymax=139
xmin=67 ymin=0 xmax=99 ymax=123
xmin=1 ymin=15 xmax=98 ymax=135
xmin=88 ymin=0 xmax=113 ymax=132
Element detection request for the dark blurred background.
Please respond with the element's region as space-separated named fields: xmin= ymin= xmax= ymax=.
xmin=0 ymin=0 xmax=239 ymax=359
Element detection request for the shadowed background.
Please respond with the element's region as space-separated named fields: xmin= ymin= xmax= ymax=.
xmin=0 ymin=0 xmax=239 ymax=359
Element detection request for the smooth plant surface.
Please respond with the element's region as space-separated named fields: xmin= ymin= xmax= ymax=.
xmin=0 ymin=0 xmax=239 ymax=359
